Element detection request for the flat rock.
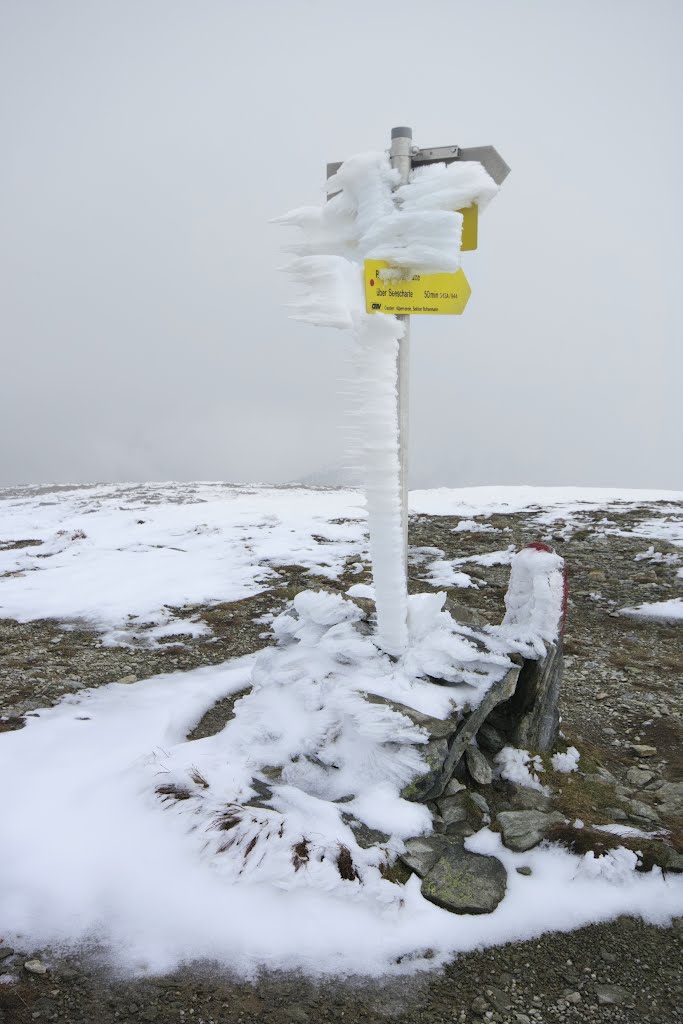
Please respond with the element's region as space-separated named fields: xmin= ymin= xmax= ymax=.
xmin=466 ymin=746 xmax=493 ymax=785
xmin=485 ymin=986 xmax=513 ymax=1014
xmin=506 ymin=783 xmax=553 ymax=813
xmin=437 ymin=790 xmax=486 ymax=827
xmin=595 ymin=984 xmax=634 ymax=1006
xmin=346 ymin=818 xmax=391 ymax=850
xmin=625 ymin=767 xmax=656 ymax=788
xmin=496 ymin=809 xmax=566 ymax=852
xmin=401 ymin=737 xmax=449 ymax=802
xmin=658 ymin=846 xmax=683 ymax=872
xmin=400 ymin=835 xmax=453 ymax=877
xmin=422 ymin=846 xmax=507 ymax=915
xmin=446 ymin=600 xmax=487 ymax=627
xmin=624 ymin=798 xmax=660 ymax=823
xmin=630 ymin=744 xmax=657 ymax=758
xmin=363 ymin=694 xmax=458 ymax=740
xmin=24 ymin=959 xmax=47 ymax=975
xmin=653 ymin=781 xmax=683 ymax=818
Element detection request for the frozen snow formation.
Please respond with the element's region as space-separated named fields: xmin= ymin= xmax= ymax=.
xmin=496 ymin=543 xmax=567 ymax=658
xmin=152 ymin=543 xmax=568 ymax=912
xmin=3 ymin=491 xmax=683 ymax=975
xmin=152 ymin=588 xmax=513 ymax=901
xmin=276 ymin=152 xmax=497 ymax=655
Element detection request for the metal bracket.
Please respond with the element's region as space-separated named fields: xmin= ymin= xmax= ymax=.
xmin=411 ymin=144 xmax=460 ymax=164
xmin=327 ymin=143 xmax=510 ymax=198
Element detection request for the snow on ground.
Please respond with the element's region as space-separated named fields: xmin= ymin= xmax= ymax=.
xmin=410 ymin=486 xmax=683 ymax=519
xmin=619 ymin=597 xmax=683 ymax=623
xmin=0 ymin=483 xmax=366 ymax=645
xmin=1 ymin=483 xmax=683 ymax=977
xmin=0 ymin=599 xmax=681 ymax=979
xmin=2 ymin=483 xmax=680 ymax=647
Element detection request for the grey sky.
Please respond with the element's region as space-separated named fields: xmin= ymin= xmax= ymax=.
xmin=1 ymin=0 xmax=681 ymax=489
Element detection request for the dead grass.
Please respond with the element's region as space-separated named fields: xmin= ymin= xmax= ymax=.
xmin=189 ymin=767 xmax=209 ymax=789
xmin=156 ymin=783 xmax=192 ymax=802
xmin=336 ymin=844 xmax=359 ymax=882
xmin=292 ymin=839 xmax=310 ymax=871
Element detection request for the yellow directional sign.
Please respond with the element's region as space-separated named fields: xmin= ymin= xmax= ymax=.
xmin=459 ymin=204 xmax=478 ymax=251
xmin=365 ymin=262 xmax=471 ymax=315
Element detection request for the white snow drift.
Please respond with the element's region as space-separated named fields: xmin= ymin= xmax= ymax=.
xmin=1 ymin=483 xmax=682 ymax=977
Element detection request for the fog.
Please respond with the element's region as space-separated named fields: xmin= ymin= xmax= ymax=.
xmin=1 ymin=0 xmax=681 ymax=489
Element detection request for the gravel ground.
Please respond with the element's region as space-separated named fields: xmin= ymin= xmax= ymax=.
xmin=1 ymin=500 xmax=682 ymax=1023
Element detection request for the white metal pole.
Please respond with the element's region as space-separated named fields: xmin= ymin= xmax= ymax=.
xmin=389 ymin=126 xmax=412 ymax=576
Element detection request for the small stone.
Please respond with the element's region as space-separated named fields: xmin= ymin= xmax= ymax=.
xmin=24 ymin=959 xmax=48 ymax=975
xmin=478 ymin=722 xmax=507 ymax=755
xmin=516 ymin=866 xmax=532 ymax=876
xmin=470 ymin=792 xmax=491 ymax=818
xmin=604 ymin=807 xmax=628 ymax=821
xmin=496 ymin=810 xmax=566 ymax=852
xmin=514 ymin=1016 xmax=531 ymax=1024
xmin=286 ymin=1008 xmax=310 ymax=1024
xmin=506 ymin=783 xmax=552 ymax=812
xmin=466 ymin=746 xmax=493 ymax=785
xmin=659 ymin=846 xmax=683 ymax=872
xmin=347 ymin=819 xmax=391 ymax=849
xmin=471 ymin=996 xmax=489 ymax=1015
xmin=624 ymin=798 xmax=660 ymax=823
xmin=652 ymin=781 xmax=683 ymax=817
xmin=566 ymin=992 xmax=582 ymax=1004
xmin=444 ymin=777 xmax=466 ymax=797
xmin=437 ymin=795 xmax=468 ymax=826
xmin=437 ymin=791 xmax=487 ymax=833
xmin=117 ymin=674 xmax=138 ymax=684
xmin=630 ymin=744 xmax=657 ymax=758
xmin=595 ymin=984 xmax=633 ymax=1006
xmin=485 ymin=986 xmax=512 ymax=1013
xmin=0 ymin=948 xmax=14 ymax=961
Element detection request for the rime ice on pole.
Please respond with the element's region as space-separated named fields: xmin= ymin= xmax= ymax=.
xmin=276 ymin=153 xmax=497 ymax=654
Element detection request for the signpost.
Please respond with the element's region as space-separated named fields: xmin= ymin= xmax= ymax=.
xmin=365 ymin=264 xmax=471 ymax=316
xmin=327 ymin=128 xmax=509 ymax=580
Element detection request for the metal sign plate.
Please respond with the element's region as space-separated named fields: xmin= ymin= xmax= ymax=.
xmin=460 ymin=204 xmax=478 ymax=251
xmin=365 ymin=262 xmax=471 ymax=316
xmin=413 ymin=144 xmax=510 ymax=185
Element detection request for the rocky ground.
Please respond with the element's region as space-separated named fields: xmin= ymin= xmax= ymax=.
xmin=1 ymin=500 xmax=682 ymax=1023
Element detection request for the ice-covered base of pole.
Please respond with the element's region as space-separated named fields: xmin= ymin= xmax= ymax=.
xmin=352 ymin=313 xmax=408 ymax=655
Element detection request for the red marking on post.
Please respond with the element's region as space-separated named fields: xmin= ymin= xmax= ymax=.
xmin=369 ymin=279 xmax=375 ymax=287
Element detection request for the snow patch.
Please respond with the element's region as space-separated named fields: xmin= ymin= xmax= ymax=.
xmin=551 ymin=747 xmax=580 ymax=774
xmin=619 ymin=598 xmax=683 ymax=623
xmin=495 ymin=746 xmax=549 ymax=794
